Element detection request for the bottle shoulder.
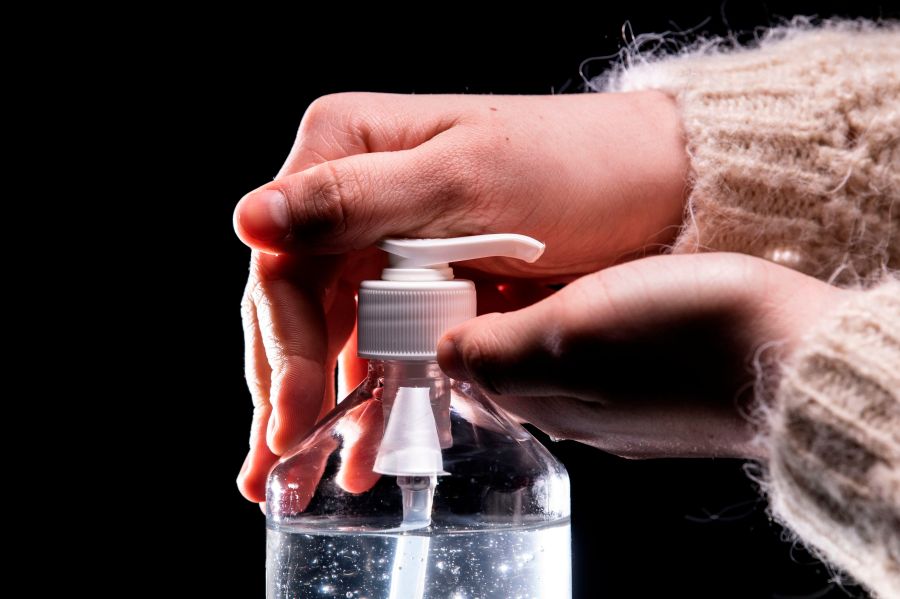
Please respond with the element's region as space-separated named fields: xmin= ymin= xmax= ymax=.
xmin=266 ymin=378 xmax=570 ymax=530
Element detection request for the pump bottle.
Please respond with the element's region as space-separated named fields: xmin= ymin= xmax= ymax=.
xmin=266 ymin=234 xmax=571 ymax=599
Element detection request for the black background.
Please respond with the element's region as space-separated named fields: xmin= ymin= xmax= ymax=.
xmin=172 ymin=3 xmax=897 ymax=597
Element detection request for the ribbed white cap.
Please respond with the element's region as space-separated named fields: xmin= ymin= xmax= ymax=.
xmin=357 ymin=235 xmax=544 ymax=361
xmin=357 ymin=280 xmax=476 ymax=360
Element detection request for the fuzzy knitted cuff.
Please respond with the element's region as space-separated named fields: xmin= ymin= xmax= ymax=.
xmin=767 ymin=278 xmax=900 ymax=598
xmin=602 ymin=21 xmax=900 ymax=285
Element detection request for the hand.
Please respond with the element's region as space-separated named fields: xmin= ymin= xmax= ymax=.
xmin=262 ymin=253 xmax=849 ymax=512
xmin=437 ymin=253 xmax=851 ymax=459
xmin=234 ymin=91 xmax=689 ymax=503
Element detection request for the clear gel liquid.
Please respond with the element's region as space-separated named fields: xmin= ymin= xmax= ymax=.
xmin=266 ymin=519 xmax=571 ymax=599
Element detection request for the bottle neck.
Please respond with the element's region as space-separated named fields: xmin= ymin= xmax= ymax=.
xmin=376 ymin=359 xmax=453 ymax=452
xmin=370 ymin=360 xmax=449 ymax=528
xmin=381 ymin=360 xmax=446 ymax=385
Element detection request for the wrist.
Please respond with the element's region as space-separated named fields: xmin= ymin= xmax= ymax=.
xmin=635 ymin=90 xmax=691 ymax=247
xmin=600 ymin=90 xmax=690 ymax=260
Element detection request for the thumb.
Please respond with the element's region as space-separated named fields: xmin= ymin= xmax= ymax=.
xmin=436 ymin=254 xmax=766 ymax=401
xmin=233 ymin=134 xmax=470 ymax=255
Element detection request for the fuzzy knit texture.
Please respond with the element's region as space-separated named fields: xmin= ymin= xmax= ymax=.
xmin=598 ymin=20 xmax=900 ymax=598
xmin=770 ymin=281 xmax=900 ymax=597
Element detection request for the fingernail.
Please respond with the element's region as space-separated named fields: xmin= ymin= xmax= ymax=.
xmin=437 ymin=337 xmax=470 ymax=381
xmin=266 ymin=412 xmax=281 ymax=447
xmin=236 ymin=189 xmax=290 ymax=242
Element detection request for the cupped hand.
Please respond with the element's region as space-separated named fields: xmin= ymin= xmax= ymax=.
xmin=260 ymin=253 xmax=850 ymax=511
xmin=438 ymin=253 xmax=851 ymax=459
xmin=234 ymin=91 xmax=688 ymax=503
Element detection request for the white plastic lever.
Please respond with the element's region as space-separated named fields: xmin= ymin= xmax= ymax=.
xmin=379 ymin=234 xmax=545 ymax=269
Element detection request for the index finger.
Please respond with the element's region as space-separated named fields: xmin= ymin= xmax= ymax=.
xmin=251 ymin=251 xmax=347 ymax=453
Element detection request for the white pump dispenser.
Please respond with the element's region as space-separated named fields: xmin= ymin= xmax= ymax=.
xmin=357 ymin=234 xmax=545 ymax=527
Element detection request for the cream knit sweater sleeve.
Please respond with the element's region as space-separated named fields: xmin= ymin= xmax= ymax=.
xmin=771 ymin=281 xmax=899 ymax=597
xmin=602 ymin=22 xmax=899 ymax=282
xmin=601 ymin=21 xmax=900 ymax=598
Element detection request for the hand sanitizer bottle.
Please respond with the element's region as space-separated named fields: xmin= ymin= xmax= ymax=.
xmin=266 ymin=234 xmax=571 ymax=599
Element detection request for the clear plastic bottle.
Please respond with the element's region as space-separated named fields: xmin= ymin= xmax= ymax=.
xmin=266 ymin=235 xmax=571 ymax=599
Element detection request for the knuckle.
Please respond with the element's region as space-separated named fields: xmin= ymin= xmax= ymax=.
xmin=296 ymin=94 xmax=359 ymax=153
xmin=294 ymin=162 xmax=361 ymax=240
xmin=241 ymin=271 xmax=263 ymax=323
xmin=240 ymin=291 xmax=255 ymax=323
xmin=243 ymin=271 xmax=268 ymax=309
xmin=300 ymin=93 xmax=346 ymax=131
xmin=299 ymin=92 xmax=376 ymax=136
